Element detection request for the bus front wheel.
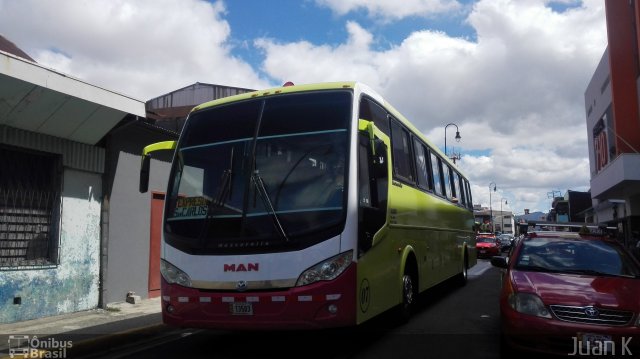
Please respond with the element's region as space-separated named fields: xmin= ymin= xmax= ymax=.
xmin=398 ymin=273 xmax=416 ymax=323
xmin=456 ymin=251 xmax=469 ymax=286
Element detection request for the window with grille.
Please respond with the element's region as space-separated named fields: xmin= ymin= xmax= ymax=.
xmin=0 ymin=146 xmax=61 ymax=269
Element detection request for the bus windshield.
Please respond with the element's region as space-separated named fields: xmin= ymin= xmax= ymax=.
xmin=164 ymin=91 xmax=352 ymax=254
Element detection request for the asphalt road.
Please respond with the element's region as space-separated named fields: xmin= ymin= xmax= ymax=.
xmin=82 ymin=260 xmax=502 ymax=359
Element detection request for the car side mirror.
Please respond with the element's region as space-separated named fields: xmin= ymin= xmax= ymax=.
xmin=490 ymin=256 xmax=508 ymax=268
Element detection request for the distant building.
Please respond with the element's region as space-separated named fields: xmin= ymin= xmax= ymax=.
xmin=146 ymin=82 xmax=254 ymax=133
xmin=473 ymin=206 xmax=515 ymax=235
xmin=584 ymin=0 xmax=640 ymax=250
xmin=547 ymin=190 xmax=592 ymax=223
xmin=0 ymin=35 xmax=35 ymax=62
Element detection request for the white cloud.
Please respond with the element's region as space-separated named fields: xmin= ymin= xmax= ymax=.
xmin=0 ymin=0 xmax=607 ymax=214
xmin=257 ymin=0 xmax=606 ymax=212
xmin=315 ymin=0 xmax=463 ymax=21
xmin=0 ymin=0 xmax=269 ymax=99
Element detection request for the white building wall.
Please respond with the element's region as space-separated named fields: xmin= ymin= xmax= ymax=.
xmin=0 ymin=169 xmax=101 ymax=323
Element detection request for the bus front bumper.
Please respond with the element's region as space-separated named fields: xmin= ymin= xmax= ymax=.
xmin=160 ymin=264 xmax=357 ymax=330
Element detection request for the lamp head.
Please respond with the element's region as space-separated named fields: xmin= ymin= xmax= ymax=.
xmin=455 ymin=131 xmax=461 ymax=142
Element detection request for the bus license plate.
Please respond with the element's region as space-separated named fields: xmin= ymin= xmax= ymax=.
xmin=230 ymin=302 xmax=253 ymax=315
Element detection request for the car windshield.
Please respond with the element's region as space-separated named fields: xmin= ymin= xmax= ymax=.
xmin=164 ymin=90 xmax=352 ymax=254
xmin=514 ymin=237 xmax=640 ymax=278
xmin=477 ymin=237 xmax=496 ymax=243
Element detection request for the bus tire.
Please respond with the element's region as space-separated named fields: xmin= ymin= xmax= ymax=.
xmin=456 ymin=250 xmax=468 ymax=287
xmin=397 ymin=270 xmax=417 ymax=324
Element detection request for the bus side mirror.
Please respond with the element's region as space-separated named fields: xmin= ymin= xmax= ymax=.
xmin=138 ymin=140 xmax=178 ymax=194
xmin=139 ymin=154 xmax=150 ymax=193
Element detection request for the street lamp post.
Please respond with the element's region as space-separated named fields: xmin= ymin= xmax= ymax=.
xmin=444 ymin=123 xmax=461 ymax=158
xmin=489 ymin=182 xmax=496 ymax=233
xmin=500 ymin=198 xmax=508 ymax=233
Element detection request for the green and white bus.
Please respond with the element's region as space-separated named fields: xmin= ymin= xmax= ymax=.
xmin=139 ymin=81 xmax=476 ymax=329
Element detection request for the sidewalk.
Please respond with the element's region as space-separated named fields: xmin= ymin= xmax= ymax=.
xmin=0 ymin=297 xmax=165 ymax=358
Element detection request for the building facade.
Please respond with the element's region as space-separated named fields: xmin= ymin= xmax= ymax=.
xmin=0 ymin=48 xmax=145 ymax=323
xmin=584 ymin=0 xmax=640 ymax=250
xmin=473 ymin=206 xmax=515 ymax=235
xmin=1 ymin=39 xmax=259 ymax=324
xmin=547 ymin=190 xmax=592 ymax=224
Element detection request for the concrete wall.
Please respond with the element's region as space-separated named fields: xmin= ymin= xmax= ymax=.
xmin=104 ymin=152 xmax=171 ymax=303
xmin=102 ymin=124 xmax=175 ymax=304
xmin=0 ymin=169 xmax=101 ymax=323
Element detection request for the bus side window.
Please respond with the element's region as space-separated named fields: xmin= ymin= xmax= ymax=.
xmin=413 ymin=140 xmax=430 ymax=191
xmin=430 ymin=152 xmax=444 ymax=197
xmin=358 ymin=132 xmax=388 ymax=254
xmin=389 ymin=119 xmax=415 ymax=184
xmin=442 ymin=163 xmax=453 ymax=200
xmin=359 ymin=97 xmax=390 ymax=137
xmin=464 ymin=179 xmax=472 ymax=209
xmin=452 ymin=170 xmax=462 ymax=204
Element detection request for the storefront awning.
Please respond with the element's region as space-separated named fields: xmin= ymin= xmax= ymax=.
xmin=0 ymin=50 xmax=145 ymax=145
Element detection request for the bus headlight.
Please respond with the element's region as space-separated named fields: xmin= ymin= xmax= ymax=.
xmin=161 ymin=259 xmax=192 ymax=287
xmin=296 ymin=250 xmax=352 ymax=287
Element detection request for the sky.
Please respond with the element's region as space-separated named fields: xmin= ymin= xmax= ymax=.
xmin=0 ymin=0 xmax=608 ymax=215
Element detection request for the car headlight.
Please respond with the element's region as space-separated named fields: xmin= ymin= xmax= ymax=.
xmin=161 ymin=259 xmax=192 ymax=287
xmin=296 ymin=250 xmax=353 ymax=286
xmin=508 ymin=293 xmax=551 ymax=318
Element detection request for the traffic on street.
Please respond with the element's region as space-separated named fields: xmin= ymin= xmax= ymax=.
xmin=78 ymin=260 xmax=503 ymax=359
xmin=74 ymin=227 xmax=640 ymax=359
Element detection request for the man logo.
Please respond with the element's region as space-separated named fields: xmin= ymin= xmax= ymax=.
xmin=236 ymin=280 xmax=247 ymax=291
xmin=224 ymin=263 xmax=259 ymax=272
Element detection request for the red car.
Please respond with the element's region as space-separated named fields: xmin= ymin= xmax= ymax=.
xmin=491 ymin=231 xmax=640 ymax=356
xmin=476 ymin=233 xmax=500 ymax=258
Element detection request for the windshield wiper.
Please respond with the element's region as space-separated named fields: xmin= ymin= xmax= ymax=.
xmin=213 ymin=169 xmax=232 ymax=207
xmin=251 ymin=170 xmax=289 ymax=242
xmin=213 ymin=147 xmax=234 ymax=207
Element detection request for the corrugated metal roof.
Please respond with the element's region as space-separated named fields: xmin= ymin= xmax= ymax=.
xmin=146 ymin=82 xmax=254 ymax=114
xmin=0 ymin=49 xmax=145 ymax=145
xmin=0 ymin=35 xmax=35 ymax=62
xmin=0 ymin=125 xmax=105 ymax=173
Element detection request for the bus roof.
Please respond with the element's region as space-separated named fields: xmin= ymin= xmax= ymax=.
xmin=189 ymin=81 xmax=460 ymax=176
xmin=191 ymin=81 xmax=359 ymax=112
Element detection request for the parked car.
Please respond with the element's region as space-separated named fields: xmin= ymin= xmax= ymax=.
xmin=491 ymin=231 xmax=640 ymax=356
xmin=498 ymin=234 xmax=514 ymax=252
xmin=476 ymin=233 xmax=500 ymax=258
